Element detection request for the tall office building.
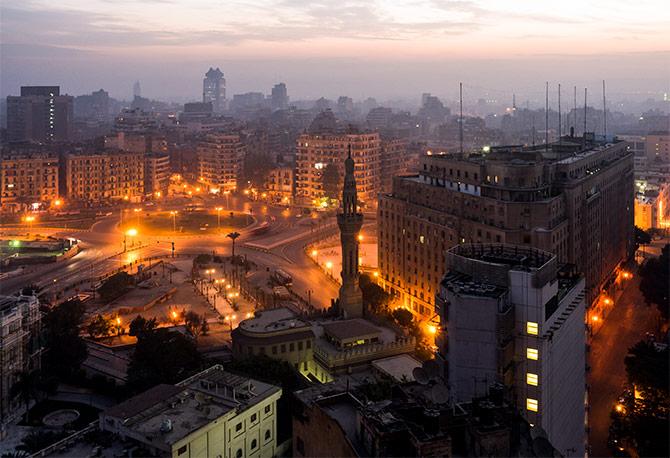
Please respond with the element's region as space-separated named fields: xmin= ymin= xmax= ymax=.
xmin=197 ymin=133 xmax=245 ymax=192
xmin=6 ymin=86 xmax=73 ymax=142
xmin=203 ymin=67 xmax=226 ymax=113
xmin=378 ymin=135 xmax=633 ymax=320
xmin=271 ymin=83 xmax=289 ymax=111
xmin=132 ymin=80 xmax=142 ymax=99
xmin=437 ymin=244 xmax=586 ymax=456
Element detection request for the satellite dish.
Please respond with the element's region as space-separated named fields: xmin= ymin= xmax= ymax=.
xmin=430 ymin=384 xmax=449 ymax=404
xmin=423 ymin=360 xmax=440 ymax=380
xmin=412 ymin=367 xmax=429 ymax=385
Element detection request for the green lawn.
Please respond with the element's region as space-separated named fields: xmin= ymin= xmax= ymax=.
xmin=123 ymin=210 xmax=253 ymax=236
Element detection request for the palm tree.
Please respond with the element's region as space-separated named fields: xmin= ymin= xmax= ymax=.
xmin=226 ymin=231 xmax=241 ymax=259
xmin=10 ymin=370 xmax=41 ymax=423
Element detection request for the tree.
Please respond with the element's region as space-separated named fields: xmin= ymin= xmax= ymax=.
xmin=639 ymin=243 xmax=669 ymax=319
xmin=226 ymin=231 xmax=241 ymax=258
xmin=360 ymin=274 xmax=391 ymax=314
xmin=127 ymin=328 xmax=201 ymax=392
xmin=624 ymin=340 xmax=669 ymax=393
xmin=184 ymin=311 xmax=205 ymax=339
xmin=87 ymin=314 xmax=113 ymax=339
xmin=42 ymin=298 xmax=87 ymax=380
xmin=128 ymin=315 xmax=157 ymax=339
xmin=392 ymin=308 xmax=414 ymax=327
xmin=635 ymin=226 xmax=652 ymax=246
xmin=98 ymin=272 xmax=132 ymax=302
xmin=321 ymin=163 xmax=340 ymax=201
xmin=10 ymin=370 xmax=41 ymax=423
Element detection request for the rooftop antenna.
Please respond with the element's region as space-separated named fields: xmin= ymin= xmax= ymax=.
xmin=558 ymin=83 xmax=562 ymax=143
xmin=512 ymin=93 xmax=516 ymax=112
xmin=459 ymin=82 xmax=464 ymax=155
xmin=532 ymin=113 xmax=536 ymax=147
xmin=545 ymin=82 xmax=549 ymax=152
xmin=602 ymin=80 xmax=607 ymax=140
xmin=573 ymin=86 xmax=577 ymax=136
xmin=583 ymin=88 xmax=588 ymax=135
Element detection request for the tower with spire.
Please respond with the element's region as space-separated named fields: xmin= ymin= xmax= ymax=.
xmin=337 ymin=145 xmax=364 ymax=318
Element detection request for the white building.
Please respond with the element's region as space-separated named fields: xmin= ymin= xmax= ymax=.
xmin=100 ymin=365 xmax=282 ymax=458
xmin=436 ymin=244 xmax=586 ymax=457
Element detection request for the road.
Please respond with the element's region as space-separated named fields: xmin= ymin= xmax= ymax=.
xmin=588 ymin=271 xmax=662 ymax=457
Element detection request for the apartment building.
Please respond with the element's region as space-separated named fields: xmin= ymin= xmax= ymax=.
xmin=0 ymin=153 xmax=59 ymax=212
xmin=378 ymin=135 xmax=633 ymax=319
xmin=197 ymin=133 xmax=245 ymax=192
xmin=65 ymin=151 xmax=144 ymax=204
xmin=144 ymin=153 xmax=170 ymax=196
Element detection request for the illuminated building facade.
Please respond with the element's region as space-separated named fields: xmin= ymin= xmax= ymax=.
xmin=144 ymin=153 xmax=170 ymax=197
xmin=65 ymin=151 xmax=144 ymax=204
xmin=203 ymin=67 xmax=226 ymax=113
xmin=6 ymin=86 xmax=73 ymax=143
xmin=645 ymin=131 xmax=670 ymax=164
xmin=0 ymin=153 xmax=59 ymax=212
xmin=635 ymin=181 xmax=670 ymax=230
xmin=264 ymin=166 xmax=293 ymax=204
xmin=437 ymin=244 xmax=586 ymax=456
xmin=295 ymin=132 xmax=380 ymax=208
xmin=378 ymin=135 xmax=633 ymax=321
xmin=197 ymin=133 xmax=245 ymax=192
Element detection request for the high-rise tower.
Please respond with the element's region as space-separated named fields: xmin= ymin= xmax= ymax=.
xmin=337 ymin=146 xmax=364 ymax=318
xmin=203 ymin=67 xmax=226 ymax=113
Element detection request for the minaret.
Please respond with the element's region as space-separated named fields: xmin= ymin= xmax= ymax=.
xmin=337 ymin=145 xmax=364 ymax=318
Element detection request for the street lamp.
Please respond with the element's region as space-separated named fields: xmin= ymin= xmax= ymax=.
xmin=24 ymin=215 xmax=36 ymax=233
xmin=169 ymin=211 xmax=178 ymax=233
xmin=124 ymin=228 xmax=138 ymax=252
xmin=206 ymin=268 xmax=215 ymax=282
xmin=133 ymin=208 xmax=141 ymax=225
xmin=215 ymin=207 xmax=223 ymax=229
xmin=325 ymin=261 xmax=333 ymax=277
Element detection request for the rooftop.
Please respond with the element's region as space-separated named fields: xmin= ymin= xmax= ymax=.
xmin=322 ymin=319 xmax=382 ymax=341
xmin=372 ymin=354 xmax=422 ymax=383
xmin=238 ymin=307 xmax=311 ymax=334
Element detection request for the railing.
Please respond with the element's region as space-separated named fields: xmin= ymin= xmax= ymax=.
xmin=313 ymin=337 xmax=416 ymax=368
xmin=30 ymin=420 xmax=99 ymax=458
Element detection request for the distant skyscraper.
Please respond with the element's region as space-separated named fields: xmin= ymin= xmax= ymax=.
xmin=6 ymin=86 xmax=73 ymax=142
xmin=133 ymin=81 xmax=141 ymax=98
xmin=337 ymin=146 xmax=364 ymax=318
xmin=271 ymin=83 xmax=288 ymax=111
xmin=203 ymin=67 xmax=226 ymax=113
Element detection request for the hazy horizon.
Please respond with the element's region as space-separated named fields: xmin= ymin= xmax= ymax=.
xmin=2 ymin=0 xmax=669 ymax=104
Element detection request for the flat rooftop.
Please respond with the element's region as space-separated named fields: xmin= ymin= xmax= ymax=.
xmin=372 ymin=354 xmax=422 ymax=383
xmin=448 ymin=244 xmax=554 ymax=270
xmin=322 ymin=319 xmax=382 ymax=341
xmin=238 ymin=307 xmax=311 ymax=334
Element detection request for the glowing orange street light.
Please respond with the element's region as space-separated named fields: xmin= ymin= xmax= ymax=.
xmin=603 ymin=298 xmax=612 ymax=306
xmin=126 ymin=228 xmax=138 ymax=237
xmin=591 ymin=315 xmax=599 ymax=322
xmin=245 ymin=312 xmax=252 ymax=319
xmin=358 ymin=234 xmax=364 ymax=242
xmin=615 ymin=404 xmax=625 ymax=413
xmin=427 ymin=324 xmax=437 ymax=335
xmin=116 ymin=317 xmax=121 ymax=326
xmin=53 ymin=199 xmax=63 ymax=207
xmin=311 ymin=249 xmax=318 ymax=257
xmin=171 ymin=310 xmax=178 ymax=320
xmin=373 ymin=271 xmax=379 ymax=278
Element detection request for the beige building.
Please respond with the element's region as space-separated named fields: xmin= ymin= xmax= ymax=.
xmin=197 ymin=134 xmax=245 ymax=192
xmin=295 ymin=132 xmax=381 ymax=209
xmin=380 ymin=138 xmax=412 ymax=194
xmin=65 ymin=151 xmax=144 ymax=204
xmin=645 ymin=131 xmax=670 ymax=164
xmin=264 ymin=166 xmax=293 ymax=204
xmin=0 ymin=294 xmax=42 ymax=437
xmin=379 ymin=135 xmax=634 ymax=320
xmin=635 ymin=181 xmax=670 ymax=230
xmin=0 ymin=154 xmax=59 ymax=212
xmin=100 ymin=365 xmax=282 ymax=458
xmin=145 ymin=153 xmax=171 ymax=196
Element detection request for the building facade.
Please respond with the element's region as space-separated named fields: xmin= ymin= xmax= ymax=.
xmin=635 ymin=181 xmax=670 ymax=230
xmin=436 ymin=244 xmax=586 ymax=456
xmin=144 ymin=153 xmax=170 ymax=197
xmin=197 ymin=134 xmax=245 ymax=192
xmin=380 ymin=138 xmax=410 ymax=194
xmin=100 ymin=365 xmax=281 ymax=458
xmin=264 ymin=166 xmax=293 ymax=204
xmin=0 ymin=153 xmax=59 ymax=212
xmin=0 ymin=294 xmax=42 ymax=436
xmin=378 ymin=136 xmax=633 ymax=320
xmin=295 ymin=132 xmax=381 ymax=209
xmin=65 ymin=151 xmax=144 ymax=204
xmin=6 ymin=86 xmax=73 ymax=143
xmin=645 ymin=131 xmax=670 ymax=164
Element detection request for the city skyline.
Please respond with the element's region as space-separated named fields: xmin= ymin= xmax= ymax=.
xmin=2 ymin=0 xmax=669 ymax=100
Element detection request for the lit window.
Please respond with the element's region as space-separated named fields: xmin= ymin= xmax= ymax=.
xmin=526 ymin=398 xmax=539 ymax=412
xmin=526 ymin=322 xmax=539 ymax=335
xmin=527 ymin=348 xmax=539 ymax=360
xmin=526 ymin=373 xmax=539 ymax=386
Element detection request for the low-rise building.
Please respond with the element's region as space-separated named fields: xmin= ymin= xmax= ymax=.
xmin=436 ymin=244 xmax=586 ymax=456
xmin=100 ymin=365 xmax=282 ymax=458
xmin=0 ymin=294 xmax=42 ymax=437
xmin=0 ymin=153 xmax=59 ymax=212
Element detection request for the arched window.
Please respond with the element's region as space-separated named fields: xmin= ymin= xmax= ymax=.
xmin=236 ymin=449 xmax=243 ymax=458
xmin=265 ymin=430 xmax=271 ymax=441
xmin=251 ymin=439 xmax=258 ymax=449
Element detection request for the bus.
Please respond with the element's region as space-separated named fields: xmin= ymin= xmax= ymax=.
xmin=272 ymin=269 xmax=293 ymax=286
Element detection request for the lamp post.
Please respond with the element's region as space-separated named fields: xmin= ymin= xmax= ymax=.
xmin=325 ymin=261 xmax=333 ymax=278
xmin=169 ymin=211 xmax=177 ymax=233
xmin=24 ymin=215 xmax=36 ymax=234
xmin=124 ymin=228 xmax=138 ymax=252
xmin=216 ymin=207 xmax=223 ymax=230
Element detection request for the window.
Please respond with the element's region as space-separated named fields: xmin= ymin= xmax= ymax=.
xmin=251 ymin=413 xmax=257 ymax=422
xmin=527 ymin=348 xmax=539 ymax=360
xmin=272 ymin=346 xmax=277 ymax=355
xmin=177 ymin=446 xmax=187 ymax=455
xmin=265 ymin=405 xmax=271 ymax=414
xmin=265 ymin=429 xmax=271 ymax=440
xmin=289 ymin=343 xmax=295 ymax=351
xmin=280 ymin=344 xmax=286 ymax=353
xmin=236 ymin=449 xmax=243 ymax=458
xmin=526 ymin=398 xmax=539 ymax=412
xmin=306 ymin=340 xmax=311 ymax=349
xmin=526 ymin=322 xmax=539 ymax=335
xmin=296 ymin=437 xmax=305 ymax=455
xmin=251 ymin=439 xmax=258 ymax=450
xmin=235 ymin=422 xmax=242 ymax=432
xmin=298 ymin=341 xmax=303 ymax=351
xmin=526 ymin=373 xmax=539 ymax=386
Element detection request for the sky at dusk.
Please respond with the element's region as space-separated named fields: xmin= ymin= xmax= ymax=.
xmin=1 ymin=0 xmax=669 ymax=102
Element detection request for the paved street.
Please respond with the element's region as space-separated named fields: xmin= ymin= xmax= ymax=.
xmin=588 ymin=272 xmax=662 ymax=457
